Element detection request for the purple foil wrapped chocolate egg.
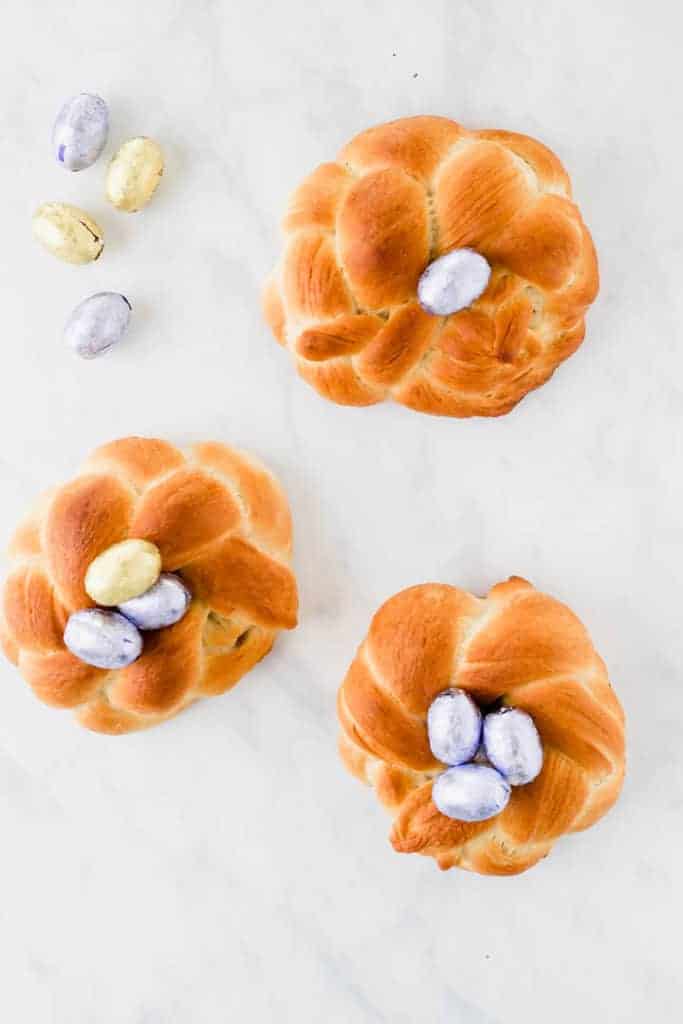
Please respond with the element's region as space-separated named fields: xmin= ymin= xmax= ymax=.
xmin=52 ymin=93 xmax=109 ymax=171
xmin=64 ymin=609 xmax=142 ymax=670
xmin=64 ymin=292 xmax=132 ymax=359
xmin=432 ymin=763 xmax=511 ymax=822
xmin=417 ymin=248 xmax=491 ymax=316
xmin=483 ymin=707 xmax=544 ymax=786
xmin=117 ymin=573 xmax=191 ymax=630
xmin=427 ymin=688 xmax=482 ymax=766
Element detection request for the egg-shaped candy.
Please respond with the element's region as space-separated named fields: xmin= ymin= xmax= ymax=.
xmin=64 ymin=609 xmax=142 ymax=670
xmin=64 ymin=292 xmax=131 ymax=359
xmin=118 ymin=573 xmax=191 ymax=630
xmin=417 ymin=248 xmax=491 ymax=317
xmin=53 ymin=93 xmax=109 ymax=171
xmin=85 ymin=539 xmax=161 ymax=606
xmin=32 ymin=203 xmax=104 ymax=264
xmin=432 ymin=763 xmax=511 ymax=822
xmin=106 ymin=137 xmax=164 ymax=212
xmin=427 ymin=688 xmax=482 ymax=766
xmin=483 ymin=707 xmax=544 ymax=786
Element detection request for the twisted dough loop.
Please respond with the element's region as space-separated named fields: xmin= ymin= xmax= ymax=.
xmin=264 ymin=116 xmax=598 ymax=417
xmin=0 ymin=437 xmax=298 ymax=734
xmin=338 ymin=579 xmax=624 ymax=875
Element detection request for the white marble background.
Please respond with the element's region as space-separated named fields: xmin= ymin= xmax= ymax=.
xmin=0 ymin=1 xmax=681 ymax=1021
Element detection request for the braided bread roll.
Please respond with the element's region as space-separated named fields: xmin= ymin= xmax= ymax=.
xmin=264 ymin=115 xmax=598 ymax=417
xmin=338 ymin=579 xmax=625 ymax=875
xmin=0 ymin=437 xmax=298 ymax=734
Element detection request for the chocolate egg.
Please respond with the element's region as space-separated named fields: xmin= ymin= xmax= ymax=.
xmin=53 ymin=93 xmax=109 ymax=171
xmin=432 ymin=763 xmax=511 ymax=822
xmin=417 ymin=248 xmax=491 ymax=316
xmin=427 ymin=688 xmax=482 ymax=766
xmin=106 ymin=137 xmax=164 ymax=212
xmin=483 ymin=707 xmax=544 ymax=785
xmin=64 ymin=609 xmax=142 ymax=670
xmin=64 ymin=292 xmax=131 ymax=359
xmin=32 ymin=203 xmax=104 ymax=264
xmin=118 ymin=573 xmax=191 ymax=630
xmin=85 ymin=539 xmax=161 ymax=606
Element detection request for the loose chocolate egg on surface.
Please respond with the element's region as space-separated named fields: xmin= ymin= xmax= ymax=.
xmin=64 ymin=292 xmax=131 ymax=359
xmin=32 ymin=203 xmax=104 ymax=264
xmin=53 ymin=93 xmax=109 ymax=171
xmin=106 ymin=137 xmax=164 ymax=212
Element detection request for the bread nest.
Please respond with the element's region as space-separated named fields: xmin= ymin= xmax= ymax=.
xmin=338 ymin=579 xmax=624 ymax=875
xmin=0 ymin=437 xmax=298 ymax=734
xmin=264 ymin=115 xmax=598 ymax=417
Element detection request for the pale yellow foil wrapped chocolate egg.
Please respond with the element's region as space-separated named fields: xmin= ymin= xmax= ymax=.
xmin=106 ymin=137 xmax=164 ymax=212
xmin=85 ymin=539 xmax=161 ymax=606
xmin=32 ymin=202 xmax=104 ymax=264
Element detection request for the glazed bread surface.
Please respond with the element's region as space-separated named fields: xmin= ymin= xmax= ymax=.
xmin=338 ymin=578 xmax=625 ymax=875
xmin=0 ymin=437 xmax=298 ymax=734
xmin=264 ymin=115 xmax=599 ymax=417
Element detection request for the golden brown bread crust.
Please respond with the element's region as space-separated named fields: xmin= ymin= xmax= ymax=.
xmin=0 ymin=437 xmax=298 ymax=734
xmin=264 ymin=115 xmax=599 ymax=417
xmin=337 ymin=578 xmax=625 ymax=875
